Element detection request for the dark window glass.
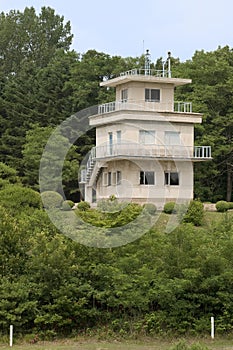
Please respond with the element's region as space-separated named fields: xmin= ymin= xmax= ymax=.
xmin=108 ymin=172 xmax=111 ymax=186
xmin=140 ymin=171 xmax=155 ymax=185
xmin=170 ymin=172 xmax=179 ymax=185
xmin=164 ymin=172 xmax=179 ymax=185
xmin=145 ymin=88 xmax=160 ymax=102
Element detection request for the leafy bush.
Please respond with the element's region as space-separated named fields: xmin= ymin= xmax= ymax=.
xmin=77 ymin=200 xmax=90 ymax=211
xmin=97 ymin=196 xmax=126 ymax=213
xmin=163 ymin=201 xmax=176 ymax=214
xmin=40 ymin=191 xmax=63 ymax=209
xmin=216 ymin=200 xmax=229 ymax=212
xmin=228 ymin=202 xmax=233 ymax=209
xmin=183 ymin=200 xmax=204 ymax=226
xmin=143 ymin=203 xmax=157 ymax=215
xmin=62 ymin=200 xmax=74 ymax=211
xmin=0 ymin=184 xmax=42 ymax=213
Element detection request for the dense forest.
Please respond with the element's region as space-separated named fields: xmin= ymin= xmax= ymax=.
xmin=0 ymin=6 xmax=233 ymax=339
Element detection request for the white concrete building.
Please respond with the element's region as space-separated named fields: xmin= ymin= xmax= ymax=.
xmin=80 ymin=53 xmax=211 ymax=208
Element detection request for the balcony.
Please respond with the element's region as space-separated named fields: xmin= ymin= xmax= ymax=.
xmin=94 ymin=143 xmax=211 ymax=160
xmin=80 ymin=144 xmax=212 ymax=183
xmin=97 ymin=100 xmax=192 ymax=114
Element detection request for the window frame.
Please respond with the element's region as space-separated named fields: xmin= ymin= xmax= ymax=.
xmin=139 ymin=130 xmax=156 ymax=144
xmin=121 ymin=89 xmax=128 ymax=102
xmin=164 ymin=171 xmax=179 ymax=186
xmin=145 ymin=88 xmax=160 ymax=102
xmin=165 ymin=131 xmax=181 ymax=145
xmin=140 ymin=171 xmax=155 ymax=185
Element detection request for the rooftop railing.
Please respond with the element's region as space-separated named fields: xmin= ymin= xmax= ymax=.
xmin=119 ymin=68 xmax=171 ymax=78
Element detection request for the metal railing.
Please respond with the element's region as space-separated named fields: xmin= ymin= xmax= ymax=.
xmin=81 ymin=144 xmax=211 ymax=183
xmin=119 ymin=68 xmax=171 ymax=78
xmin=97 ymin=100 xmax=192 ymax=114
xmin=94 ymin=143 xmax=211 ymax=159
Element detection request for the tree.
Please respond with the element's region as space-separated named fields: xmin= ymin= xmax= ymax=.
xmin=174 ymin=46 xmax=233 ymax=202
xmin=0 ymin=7 xmax=73 ymax=75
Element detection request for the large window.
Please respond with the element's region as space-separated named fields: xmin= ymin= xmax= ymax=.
xmin=140 ymin=171 xmax=155 ymax=185
xmin=121 ymin=89 xmax=128 ymax=102
xmin=164 ymin=172 xmax=179 ymax=186
xmin=139 ymin=130 xmax=155 ymax=144
xmin=165 ymin=131 xmax=180 ymax=145
xmin=145 ymin=88 xmax=160 ymax=102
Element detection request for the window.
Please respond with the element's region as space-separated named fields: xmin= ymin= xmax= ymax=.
xmin=164 ymin=172 xmax=179 ymax=186
xmin=165 ymin=131 xmax=180 ymax=145
xmin=108 ymin=172 xmax=112 ymax=186
xmin=117 ymin=171 xmax=121 ymax=185
xmin=145 ymin=88 xmax=160 ymax=102
xmin=121 ymin=89 xmax=128 ymax=102
xmin=108 ymin=132 xmax=113 ymax=155
xmin=139 ymin=130 xmax=155 ymax=144
xmin=103 ymin=172 xmax=108 ymax=186
xmin=140 ymin=171 xmax=155 ymax=185
xmin=111 ymin=171 xmax=121 ymax=185
xmin=117 ymin=130 xmax=121 ymax=144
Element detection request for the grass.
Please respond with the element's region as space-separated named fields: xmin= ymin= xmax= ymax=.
xmin=1 ymin=337 xmax=233 ymax=350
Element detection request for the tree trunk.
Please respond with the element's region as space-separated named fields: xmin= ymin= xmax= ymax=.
xmin=226 ymin=163 xmax=233 ymax=202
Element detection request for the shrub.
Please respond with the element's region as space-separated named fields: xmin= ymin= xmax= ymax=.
xmin=216 ymin=200 xmax=229 ymax=212
xmin=183 ymin=200 xmax=204 ymax=226
xmin=77 ymin=201 xmax=90 ymax=211
xmin=163 ymin=201 xmax=176 ymax=214
xmin=97 ymin=197 xmax=126 ymax=213
xmin=62 ymin=200 xmax=74 ymax=211
xmin=143 ymin=203 xmax=157 ymax=215
xmin=228 ymin=202 xmax=233 ymax=209
xmin=0 ymin=184 xmax=42 ymax=213
xmin=40 ymin=191 xmax=63 ymax=209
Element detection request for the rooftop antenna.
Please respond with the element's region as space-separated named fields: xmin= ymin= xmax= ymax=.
xmin=145 ymin=49 xmax=151 ymax=75
xmin=167 ymin=51 xmax=171 ymax=78
xmin=162 ymin=51 xmax=172 ymax=78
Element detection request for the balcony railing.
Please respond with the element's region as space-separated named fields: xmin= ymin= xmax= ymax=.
xmin=94 ymin=143 xmax=211 ymax=159
xmin=97 ymin=100 xmax=192 ymax=114
xmin=80 ymin=144 xmax=211 ymax=183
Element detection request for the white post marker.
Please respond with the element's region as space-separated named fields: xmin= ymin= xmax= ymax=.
xmin=211 ymin=316 xmax=214 ymax=339
xmin=10 ymin=325 xmax=13 ymax=347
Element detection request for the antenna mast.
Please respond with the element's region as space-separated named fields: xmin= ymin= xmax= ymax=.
xmin=145 ymin=49 xmax=151 ymax=75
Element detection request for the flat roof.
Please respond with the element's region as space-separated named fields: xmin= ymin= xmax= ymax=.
xmin=100 ymin=74 xmax=192 ymax=88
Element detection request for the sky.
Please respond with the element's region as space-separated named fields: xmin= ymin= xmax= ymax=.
xmin=0 ymin=0 xmax=232 ymax=63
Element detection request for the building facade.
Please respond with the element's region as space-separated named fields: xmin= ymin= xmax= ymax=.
xmin=80 ymin=54 xmax=211 ymax=208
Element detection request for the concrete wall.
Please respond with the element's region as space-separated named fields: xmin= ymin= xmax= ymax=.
xmin=96 ymin=159 xmax=193 ymax=209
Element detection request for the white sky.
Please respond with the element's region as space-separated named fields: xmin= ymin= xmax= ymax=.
xmin=0 ymin=0 xmax=232 ymax=62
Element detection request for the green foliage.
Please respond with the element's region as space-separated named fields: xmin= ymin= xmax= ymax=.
xmin=77 ymin=200 xmax=91 ymax=211
xmin=174 ymin=46 xmax=233 ymax=202
xmin=169 ymin=341 xmax=209 ymax=350
xmin=40 ymin=190 xmax=63 ymax=209
xmin=0 ymin=184 xmax=42 ymax=214
xmin=61 ymin=200 xmax=74 ymax=211
xmin=228 ymin=202 xmax=233 ymax=209
xmin=163 ymin=201 xmax=176 ymax=214
xmin=183 ymin=200 xmax=204 ymax=226
xmin=143 ymin=202 xmax=157 ymax=215
xmin=78 ymin=200 xmax=143 ymax=228
xmin=216 ymin=200 xmax=230 ymax=212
